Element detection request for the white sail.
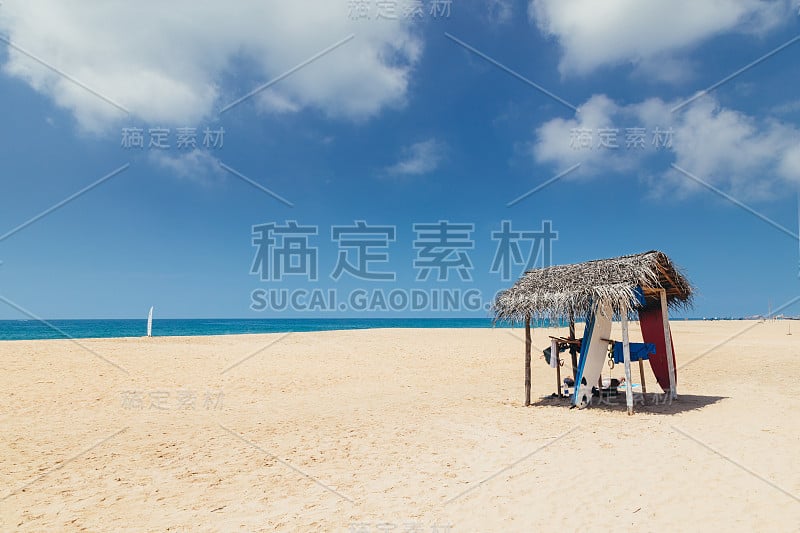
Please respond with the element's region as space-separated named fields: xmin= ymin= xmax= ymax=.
xmin=147 ymin=306 xmax=154 ymax=337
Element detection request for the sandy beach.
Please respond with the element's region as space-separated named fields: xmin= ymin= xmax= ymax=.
xmin=1 ymin=320 xmax=799 ymax=531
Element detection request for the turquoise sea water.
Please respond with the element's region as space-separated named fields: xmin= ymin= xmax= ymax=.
xmin=0 ymin=316 xmax=747 ymax=341
xmin=0 ymin=316 xmax=743 ymax=341
xmin=0 ymin=317 xmax=549 ymax=341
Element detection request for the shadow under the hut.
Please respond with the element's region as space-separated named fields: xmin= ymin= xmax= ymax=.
xmin=530 ymin=392 xmax=727 ymax=415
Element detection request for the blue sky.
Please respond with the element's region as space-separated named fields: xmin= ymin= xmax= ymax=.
xmin=0 ymin=0 xmax=799 ymax=319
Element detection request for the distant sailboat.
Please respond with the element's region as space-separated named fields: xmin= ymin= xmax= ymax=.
xmin=147 ymin=306 xmax=154 ymax=337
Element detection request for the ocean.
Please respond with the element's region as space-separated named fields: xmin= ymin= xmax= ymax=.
xmin=0 ymin=317 xmax=542 ymax=341
xmin=0 ymin=316 xmax=725 ymax=341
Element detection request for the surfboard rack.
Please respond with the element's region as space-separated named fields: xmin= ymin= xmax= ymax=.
xmin=542 ymin=293 xmax=675 ymax=414
xmin=495 ymin=251 xmax=692 ymax=412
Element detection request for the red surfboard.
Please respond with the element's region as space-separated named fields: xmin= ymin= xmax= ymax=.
xmin=638 ymin=307 xmax=677 ymax=393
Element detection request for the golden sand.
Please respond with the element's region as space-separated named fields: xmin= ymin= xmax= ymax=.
xmin=1 ymin=320 xmax=798 ymax=531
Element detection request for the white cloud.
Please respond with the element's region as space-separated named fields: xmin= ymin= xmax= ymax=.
xmin=256 ymin=90 xmax=302 ymax=115
xmin=533 ymin=94 xmax=636 ymax=175
xmin=631 ymin=56 xmax=695 ymax=85
xmin=672 ymin=99 xmax=800 ymax=197
xmin=771 ymin=99 xmax=800 ymax=115
xmin=386 ymin=139 xmax=445 ymax=176
xmin=531 ymin=95 xmax=800 ymax=199
xmin=0 ymin=1 xmax=422 ymax=132
xmin=486 ymin=0 xmax=514 ymax=25
xmin=150 ymin=150 xmax=224 ymax=187
xmin=778 ymin=143 xmax=800 ymax=181
xmin=529 ymin=0 xmax=792 ymax=77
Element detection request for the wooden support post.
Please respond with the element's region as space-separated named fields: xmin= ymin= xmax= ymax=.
xmin=556 ymin=354 xmax=561 ymax=398
xmin=621 ymin=313 xmax=634 ymax=415
xmin=552 ymin=338 xmax=561 ymax=396
xmin=556 ymin=359 xmax=562 ymax=396
xmin=638 ymin=358 xmax=647 ymax=404
xmin=659 ymin=289 xmax=677 ymax=399
xmin=525 ymin=314 xmax=532 ymax=406
xmin=568 ymin=312 xmax=578 ymax=380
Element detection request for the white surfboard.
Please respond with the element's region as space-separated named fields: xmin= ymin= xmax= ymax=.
xmin=147 ymin=306 xmax=154 ymax=337
xmin=572 ymin=301 xmax=613 ymax=408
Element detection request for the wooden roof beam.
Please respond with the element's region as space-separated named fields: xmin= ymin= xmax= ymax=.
xmin=654 ymin=262 xmax=681 ymax=294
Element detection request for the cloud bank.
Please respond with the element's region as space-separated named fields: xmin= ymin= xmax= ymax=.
xmin=529 ymin=0 xmax=793 ymax=78
xmin=386 ymin=139 xmax=446 ymax=176
xmin=0 ymin=1 xmax=422 ymax=131
xmin=532 ymin=95 xmax=800 ymax=199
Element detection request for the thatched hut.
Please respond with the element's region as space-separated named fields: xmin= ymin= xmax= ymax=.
xmin=492 ymin=250 xmax=693 ymax=412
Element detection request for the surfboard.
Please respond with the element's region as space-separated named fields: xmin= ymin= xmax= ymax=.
xmin=638 ymin=306 xmax=676 ymax=393
xmin=147 ymin=306 xmax=154 ymax=337
xmin=572 ymin=301 xmax=613 ymax=408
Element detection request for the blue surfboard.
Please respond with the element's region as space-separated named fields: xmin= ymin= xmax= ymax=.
xmin=572 ymin=301 xmax=613 ymax=408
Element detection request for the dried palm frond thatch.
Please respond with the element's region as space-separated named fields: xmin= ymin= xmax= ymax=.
xmin=492 ymin=250 xmax=692 ymax=324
